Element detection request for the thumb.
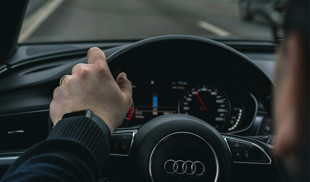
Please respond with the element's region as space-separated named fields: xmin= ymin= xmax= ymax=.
xmin=87 ymin=47 xmax=107 ymax=66
xmin=116 ymin=72 xmax=132 ymax=99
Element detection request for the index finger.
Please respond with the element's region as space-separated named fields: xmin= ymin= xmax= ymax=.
xmin=87 ymin=47 xmax=107 ymax=66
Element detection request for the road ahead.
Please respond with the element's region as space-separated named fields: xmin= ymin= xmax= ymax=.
xmin=21 ymin=0 xmax=272 ymax=43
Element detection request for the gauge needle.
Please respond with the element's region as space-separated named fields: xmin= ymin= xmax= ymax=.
xmin=193 ymin=89 xmax=207 ymax=111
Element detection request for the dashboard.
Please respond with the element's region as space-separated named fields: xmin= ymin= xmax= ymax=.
xmin=122 ymin=78 xmax=257 ymax=133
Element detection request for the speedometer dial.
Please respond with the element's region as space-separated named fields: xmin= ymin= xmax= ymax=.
xmin=178 ymin=84 xmax=230 ymax=130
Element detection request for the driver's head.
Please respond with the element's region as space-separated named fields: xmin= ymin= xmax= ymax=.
xmin=273 ymin=0 xmax=309 ymax=181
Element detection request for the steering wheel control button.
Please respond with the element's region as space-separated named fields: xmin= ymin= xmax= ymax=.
xmin=150 ymin=132 xmax=218 ymax=182
xmin=110 ymin=130 xmax=136 ymax=156
xmin=225 ymin=137 xmax=271 ymax=164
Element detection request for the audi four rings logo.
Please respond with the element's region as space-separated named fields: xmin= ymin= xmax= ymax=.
xmin=163 ymin=159 xmax=206 ymax=176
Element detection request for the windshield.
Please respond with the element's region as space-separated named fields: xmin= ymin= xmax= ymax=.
xmin=19 ymin=0 xmax=283 ymax=43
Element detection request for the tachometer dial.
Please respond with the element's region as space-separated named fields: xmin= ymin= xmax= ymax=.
xmin=178 ymin=84 xmax=230 ymax=130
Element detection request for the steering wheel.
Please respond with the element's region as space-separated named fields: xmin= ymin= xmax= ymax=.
xmin=105 ymin=35 xmax=283 ymax=182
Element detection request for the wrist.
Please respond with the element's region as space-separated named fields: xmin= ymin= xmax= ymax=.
xmin=62 ymin=110 xmax=114 ymax=133
xmin=91 ymin=111 xmax=116 ymax=133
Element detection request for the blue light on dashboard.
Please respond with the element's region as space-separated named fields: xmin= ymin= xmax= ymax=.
xmin=153 ymin=96 xmax=158 ymax=108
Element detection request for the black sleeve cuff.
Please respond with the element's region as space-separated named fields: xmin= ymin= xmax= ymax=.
xmin=48 ymin=116 xmax=111 ymax=175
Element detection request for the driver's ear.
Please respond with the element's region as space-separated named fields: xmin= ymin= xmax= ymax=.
xmin=273 ymin=33 xmax=309 ymax=159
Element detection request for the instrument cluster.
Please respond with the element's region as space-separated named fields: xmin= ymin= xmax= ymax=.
xmin=122 ymin=78 xmax=257 ymax=133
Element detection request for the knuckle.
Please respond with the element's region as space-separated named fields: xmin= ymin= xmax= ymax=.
xmin=49 ymin=101 xmax=57 ymax=114
xmin=76 ymin=66 xmax=89 ymax=78
xmin=72 ymin=63 xmax=83 ymax=73
xmin=97 ymin=63 xmax=108 ymax=73
xmin=53 ymin=87 xmax=60 ymax=99
xmin=49 ymin=100 xmax=54 ymax=109
xmin=73 ymin=64 xmax=90 ymax=78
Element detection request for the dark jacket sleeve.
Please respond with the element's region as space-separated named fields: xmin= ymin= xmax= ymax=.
xmin=0 ymin=116 xmax=111 ymax=182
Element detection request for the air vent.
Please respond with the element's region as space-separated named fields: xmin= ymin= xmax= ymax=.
xmin=0 ymin=110 xmax=49 ymax=152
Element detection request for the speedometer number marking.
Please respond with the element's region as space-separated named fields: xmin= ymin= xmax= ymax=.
xmin=179 ymin=84 xmax=231 ymax=130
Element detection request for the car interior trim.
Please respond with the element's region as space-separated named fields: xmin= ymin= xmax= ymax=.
xmin=0 ymin=156 xmax=19 ymax=166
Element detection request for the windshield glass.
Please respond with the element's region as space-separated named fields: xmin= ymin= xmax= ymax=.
xmin=19 ymin=0 xmax=283 ymax=43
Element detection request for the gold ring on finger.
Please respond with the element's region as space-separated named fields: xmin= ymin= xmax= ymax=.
xmin=59 ymin=75 xmax=70 ymax=86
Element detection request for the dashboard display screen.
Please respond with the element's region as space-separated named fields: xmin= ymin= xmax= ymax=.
xmin=122 ymin=79 xmax=257 ymax=133
xmin=124 ymin=80 xmax=187 ymax=125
